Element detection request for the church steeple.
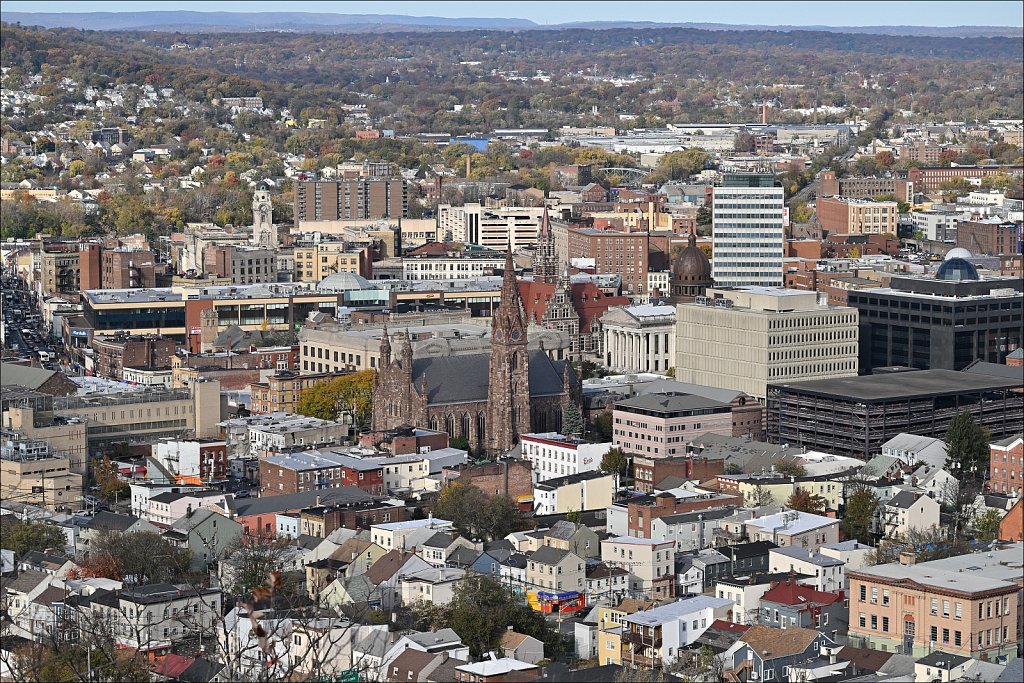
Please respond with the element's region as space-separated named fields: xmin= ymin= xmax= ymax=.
xmin=487 ymin=247 xmax=531 ymax=455
xmin=533 ymin=207 xmax=558 ymax=284
xmin=379 ymin=324 xmax=392 ymax=367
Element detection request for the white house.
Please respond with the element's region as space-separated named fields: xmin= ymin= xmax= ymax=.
xmin=398 ymin=567 xmax=465 ymax=607
xmin=768 ymin=546 xmax=845 ymax=593
xmin=744 ymin=510 xmax=839 ymax=552
xmin=881 ymin=490 xmax=941 ymax=539
xmin=620 ymin=596 xmax=733 ymax=665
xmin=881 ymin=433 xmax=948 ymax=468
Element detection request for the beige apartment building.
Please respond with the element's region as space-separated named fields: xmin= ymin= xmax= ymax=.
xmin=2 ymin=390 xmax=88 ymax=473
xmin=1 ymin=443 xmax=84 ymax=511
xmin=293 ymin=242 xmax=369 ymax=282
xmin=848 ymin=544 xmax=1022 ymax=661
xmin=675 ymin=288 xmax=859 ymax=401
xmin=601 ymin=537 xmax=675 ymax=601
xmin=613 ymin=392 xmax=734 ymax=459
xmin=526 ymin=547 xmax=585 ymax=593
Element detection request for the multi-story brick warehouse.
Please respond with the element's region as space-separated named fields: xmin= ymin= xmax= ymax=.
xmin=817 ymin=172 xmax=913 ymax=202
xmin=906 ymin=165 xmax=1024 ymax=193
xmin=956 ymin=219 xmax=1022 ymax=256
xmin=990 ymin=435 xmax=1023 ymax=496
xmin=293 ymin=179 xmax=408 ymax=223
xmin=847 ymin=544 xmax=1022 ymax=661
xmin=767 ymin=369 xmax=1024 ymax=459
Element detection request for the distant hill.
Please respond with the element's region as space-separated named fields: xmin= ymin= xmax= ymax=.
xmin=0 ymin=11 xmax=537 ymax=33
xmin=2 ymin=11 xmax=1019 ymax=37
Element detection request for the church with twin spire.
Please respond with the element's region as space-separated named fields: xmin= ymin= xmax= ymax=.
xmin=371 ymin=249 xmax=581 ymax=455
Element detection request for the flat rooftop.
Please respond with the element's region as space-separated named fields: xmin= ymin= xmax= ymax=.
xmin=769 ymin=368 xmax=1022 ymax=402
xmin=616 ymin=392 xmax=730 ymax=413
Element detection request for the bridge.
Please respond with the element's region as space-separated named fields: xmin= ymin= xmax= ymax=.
xmin=599 ymin=167 xmax=651 ymax=185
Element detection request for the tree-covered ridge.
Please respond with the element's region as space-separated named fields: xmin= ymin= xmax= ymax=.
xmin=2 ymin=22 xmax=1021 ymax=132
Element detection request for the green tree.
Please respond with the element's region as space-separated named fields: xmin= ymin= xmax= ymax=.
xmin=434 ymin=482 xmax=521 ymax=541
xmin=600 ymin=447 xmax=629 ymax=476
xmin=696 ymin=206 xmax=712 ymax=226
xmin=565 ymin=508 xmax=582 ymax=525
xmin=939 ymin=177 xmax=973 ymax=198
xmin=295 ymin=370 xmax=375 ymax=424
xmin=973 ymin=509 xmax=1002 ymax=542
xmin=747 ymin=484 xmax=776 ymax=508
xmin=944 ymin=412 xmax=990 ymax=483
xmin=561 ymin=401 xmax=584 ymax=438
xmin=843 ymin=484 xmax=879 ymax=544
xmin=416 ymin=575 xmax=569 ymax=660
xmin=775 ymin=460 xmax=807 ymax=478
xmin=0 ymin=517 xmax=68 ymax=558
xmin=589 ymin=413 xmax=613 ymax=442
xmin=790 ymin=201 xmax=814 ymax=224
xmin=67 ymin=159 xmax=86 ymax=176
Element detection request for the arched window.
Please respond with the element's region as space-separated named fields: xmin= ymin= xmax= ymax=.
xmin=445 ymin=413 xmax=456 ymax=437
xmin=477 ymin=412 xmax=486 ymax=443
xmin=429 ymin=415 xmax=439 ymax=431
xmin=461 ymin=413 xmax=471 ymax=438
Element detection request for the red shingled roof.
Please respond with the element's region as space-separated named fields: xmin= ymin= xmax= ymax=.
xmin=517 ymin=280 xmax=629 ymax=333
xmin=760 ymin=580 xmax=843 ymax=607
xmin=709 ymin=619 xmax=751 ymax=634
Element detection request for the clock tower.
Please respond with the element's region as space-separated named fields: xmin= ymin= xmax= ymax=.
xmin=251 ymin=182 xmax=276 ymax=248
xmin=487 ymin=248 xmax=531 ymax=454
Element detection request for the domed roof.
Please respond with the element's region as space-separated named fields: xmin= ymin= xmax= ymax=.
xmin=935 ymin=257 xmax=979 ymax=281
xmin=672 ymin=233 xmax=712 ymax=281
xmin=316 ymin=272 xmax=372 ymax=292
xmin=944 ymin=247 xmax=972 ymax=261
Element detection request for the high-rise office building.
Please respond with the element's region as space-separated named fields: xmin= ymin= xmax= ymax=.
xmin=712 ymin=173 xmax=785 ymax=288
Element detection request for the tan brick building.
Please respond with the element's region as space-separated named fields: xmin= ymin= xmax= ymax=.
xmin=816 ymin=196 xmax=898 ymax=235
xmin=294 ymin=178 xmax=407 ymax=224
xmin=566 ymin=227 xmax=649 ymax=299
xmin=248 ymin=370 xmax=348 ymax=414
xmin=847 ymin=546 xmax=1022 ymax=660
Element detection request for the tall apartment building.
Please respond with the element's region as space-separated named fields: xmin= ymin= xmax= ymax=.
xmin=566 ymin=227 xmax=649 ymax=298
xmin=675 ymin=288 xmax=859 ymax=401
xmin=293 ymin=179 xmax=408 ymax=224
xmin=816 ymin=197 xmax=899 ymax=236
xmin=712 ymin=173 xmax=785 ymax=288
xmin=436 ymin=204 xmax=546 ymax=249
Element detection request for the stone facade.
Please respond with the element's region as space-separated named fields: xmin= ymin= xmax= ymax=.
xmin=372 ymin=251 xmax=581 ymax=455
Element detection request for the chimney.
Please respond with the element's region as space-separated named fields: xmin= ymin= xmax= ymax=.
xmin=762 ymin=100 xmax=767 ymax=126
xmin=899 ymin=551 xmax=917 ymax=566
xmin=316 ymin=495 xmax=320 ymax=507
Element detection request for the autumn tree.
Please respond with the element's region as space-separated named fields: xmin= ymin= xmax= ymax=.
xmin=875 ymin=150 xmax=896 ymax=168
xmin=786 ymin=489 xmax=827 ymax=515
xmin=775 ymin=460 xmax=807 ymax=478
xmin=295 ymin=370 xmax=374 ymax=425
xmin=747 ymin=484 xmax=776 ymax=508
xmin=69 ymin=530 xmax=194 ymax=583
xmin=973 ymin=509 xmax=1003 ymax=543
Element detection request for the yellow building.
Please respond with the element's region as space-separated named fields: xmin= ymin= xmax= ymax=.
xmin=293 ymin=242 xmax=367 ymax=282
xmin=1 ymin=446 xmax=84 ymax=511
xmin=596 ymin=600 xmax=655 ymax=666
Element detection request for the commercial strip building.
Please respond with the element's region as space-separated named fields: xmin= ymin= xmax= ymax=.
xmin=711 ymin=173 xmax=785 ymax=288
xmin=768 ymin=369 xmax=1024 ymax=459
xmin=435 ymin=203 xmax=546 ymax=250
xmin=847 ymin=543 xmax=1022 ymax=660
xmin=674 ymin=287 xmax=859 ymax=401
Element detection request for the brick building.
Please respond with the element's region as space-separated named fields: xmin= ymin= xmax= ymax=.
xmin=293 ymin=179 xmax=408 ymax=224
xmin=816 ymin=196 xmax=898 ymax=236
xmin=90 ymin=334 xmax=176 ymax=380
xmin=259 ymin=451 xmax=386 ymax=496
xmin=614 ymin=392 xmax=735 ymax=459
xmin=989 ymin=435 xmax=1023 ymax=496
xmin=299 ymin=500 xmax=407 ymax=537
xmin=566 ymin=226 xmax=649 ymax=299
xmin=442 ymin=460 xmax=534 ymax=500
xmin=907 ymin=166 xmax=1023 ymax=193
xmin=617 ymin=491 xmax=745 ymax=538
xmin=80 ymin=244 xmax=158 ymax=290
xmin=632 ymin=455 xmax=726 ymax=494
xmin=956 ymin=219 xmax=1021 ymax=256
xmin=818 ymin=172 xmax=913 ymax=202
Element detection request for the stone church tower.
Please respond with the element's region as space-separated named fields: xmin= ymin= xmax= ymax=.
xmin=251 ymin=182 xmax=277 ymax=248
xmin=487 ymin=250 xmax=532 ymax=454
xmin=533 ymin=207 xmax=558 ymax=283
xmin=371 ymin=326 xmax=427 ymax=429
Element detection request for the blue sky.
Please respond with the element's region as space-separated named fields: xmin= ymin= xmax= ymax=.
xmin=2 ymin=0 xmax=1022 ymax=27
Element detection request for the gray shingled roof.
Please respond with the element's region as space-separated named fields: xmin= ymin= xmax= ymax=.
xmin=886 ymin=490 xmax=921 ymax=509
xmin=0 ymin=363 xmax=63 ymax=390
xmin=411 ymin=350 xmax=568 ymax=406
xmin=530 ymin=546 xmax=571 ymax=565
